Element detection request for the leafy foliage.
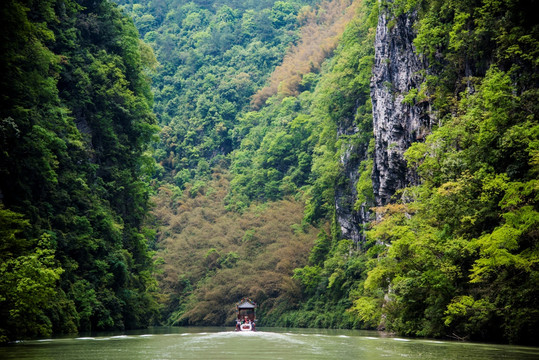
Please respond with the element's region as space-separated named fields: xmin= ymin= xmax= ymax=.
xmin=226 ymin=0 xmax=378 ymax=329
xmin=211 ymin=0 xmax=538 ymax=345
xmin=6 ymin=0 xmax=533 ymax=346
xmin=251 ymin=0 xmax=359 ymax=108
xmin=355 ymin=0 xmax=539 ymax=344
xmin=116 ymin=0 xmax=320 ymax=185
xmin=134 ymin=0 xmax=372 ymax=330
xmin=151 ymin=170 xmax=317 ymax=325
xmin=0 ymin=0 xmax=159 ymax=341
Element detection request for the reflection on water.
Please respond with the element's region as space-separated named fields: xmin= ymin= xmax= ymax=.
xmin=1 ymin=327 xmax=538 ymax=360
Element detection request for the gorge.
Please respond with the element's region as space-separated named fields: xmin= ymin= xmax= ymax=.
xmin=1 ymin=0 xmax=537 ymax=346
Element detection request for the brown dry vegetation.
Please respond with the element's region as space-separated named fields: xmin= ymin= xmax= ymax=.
xmin=151 ymin=169 xmax=317 ymax=325
xmin=251 ymin=0 xmax=360 ymax=108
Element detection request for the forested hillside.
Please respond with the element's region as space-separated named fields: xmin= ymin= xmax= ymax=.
xmin=0 ymin=0 xmax=159 ymax=342
xmin=1 ymin=0 xmax=537 ymax=346
xmin=362 ymin=0 xmax=539 ymax=344
xmin=115 ymin=0 xmax=365 ymax=327
xmin=131 ymin=0 xmax=537 ymax=344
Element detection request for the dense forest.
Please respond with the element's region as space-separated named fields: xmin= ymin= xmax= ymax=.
xmin=0 ymin=0 xmax=159 ymax=342
xmin=1 ymin=0 xmax=538 ymax=346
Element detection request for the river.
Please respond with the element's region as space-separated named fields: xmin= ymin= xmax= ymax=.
xmin=1 ymin=327 xmax=538 ymax=359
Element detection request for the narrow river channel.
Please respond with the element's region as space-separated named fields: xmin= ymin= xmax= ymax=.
xmin=1 ymin=327 xmax=538 ymax=360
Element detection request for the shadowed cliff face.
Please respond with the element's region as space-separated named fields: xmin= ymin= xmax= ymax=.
xmin=370 ymin=9 xmax=432 ymax=206
xmin=335 ymin=120 xmax=367 ymax=244
xmin=334 ymin=7 xmax=432 ymax=243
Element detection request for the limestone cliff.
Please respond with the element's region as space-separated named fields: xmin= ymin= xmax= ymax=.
xmin=370 ymin=9 xmax=432 ymax=206
xmin=334 ymin=6 xmax=433 ymax=242
xmin=335 ymin=122 xmax=367 ymax=244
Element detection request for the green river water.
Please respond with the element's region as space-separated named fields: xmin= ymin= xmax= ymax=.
xmin=1 ymin=327 xmax=538 ymax=360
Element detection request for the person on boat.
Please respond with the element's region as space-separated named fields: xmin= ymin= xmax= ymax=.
xmin=241 ymin=316 xmax=256 ymax=331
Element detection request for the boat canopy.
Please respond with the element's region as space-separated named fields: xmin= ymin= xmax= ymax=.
xmin=236 ymin=298 xmax=257 ymax=322
xmin=237 ymin=301 xmax=256 ymax=309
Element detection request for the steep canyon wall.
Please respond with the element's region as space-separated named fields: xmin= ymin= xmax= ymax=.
xmin=371 ymin=9 xmax=432 ymax=206
xmin=335 ymin=6 xmax=432 ymax=242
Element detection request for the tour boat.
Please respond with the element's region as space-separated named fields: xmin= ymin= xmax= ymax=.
xmin=235 ymin=298 xmax=256 ymax=331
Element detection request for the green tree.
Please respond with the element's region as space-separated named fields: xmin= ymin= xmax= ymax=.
xmin=0 ymin=208 xmax=64 ymax=341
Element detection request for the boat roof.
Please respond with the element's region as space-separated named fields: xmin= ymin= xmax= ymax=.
xmin=237 ymin=301 xmax=256 ymax=309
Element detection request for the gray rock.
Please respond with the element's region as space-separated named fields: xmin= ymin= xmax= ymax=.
xmin=371 ymin=9 xmax=432 ymax=206
xmin=333 ymin=7 xmax=433 ymax=244
xmin=335 ymin=125 xmax=367 ymax=244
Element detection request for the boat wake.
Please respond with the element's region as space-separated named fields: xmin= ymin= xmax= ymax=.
xmin=184 ymin=330 xmax=310 ymax=346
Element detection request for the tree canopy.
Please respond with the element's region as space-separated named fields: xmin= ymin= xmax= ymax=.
xmin=0 ymin=0 xmax=159 ymax=342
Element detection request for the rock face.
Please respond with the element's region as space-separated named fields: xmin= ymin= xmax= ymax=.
xmin=335 ymin=125 xmax=367 ymax=244
xmin=370 ymin=9 xmax=432 ymax=206
xmin=334 ymin=7 xmax=432 ymax=243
